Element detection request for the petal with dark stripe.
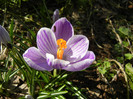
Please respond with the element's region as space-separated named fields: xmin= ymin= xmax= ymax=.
xmin=63 ymin=51 xmax=95 ymax=71
xmin=23 ymin=47 xmax=53 ymax=71
xmin=51 ymin=17 xmax=74 ymax=41
xmin=37 ymin=28 xmax=57 ymax=57
xmin=64 ymin=35 xmax=89 ymax=62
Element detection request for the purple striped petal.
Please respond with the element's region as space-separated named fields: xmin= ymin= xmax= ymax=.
xmin=51 ymin=17 xmax=74 ymax=41
xmin=37 ymin=28 xmax=57 ymax=57
xmin=23 ymin=47 xmax=53 ymax=71
xmin=64 ymin=35 xmax=89 ymax=62
xmin=46 ymin=53 xmax=54 ymax=66
xmin=62 ymin=51 xmax=95 ymax=71
xmin=53 ymin=59 xmax=70 ymax=69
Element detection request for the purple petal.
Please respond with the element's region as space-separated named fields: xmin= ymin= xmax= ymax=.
xmin=53 ymin=9 xmax=59 ymax=22
xmin=37 ymin=28 xmax=57 ymax=57
xmin=62 ymin=51 xmax=95 ymax=71
xmin=23 ymin=47 xmax=53 ymax=71
xmin=53 ymin=59 xmax=70 ymax=69
xmin=64 ymin=35 xmax=89 ymax=62
xmin=46 ymin=53 xmax=54 ymax=66
xmin=0 ymin=25 xmax=11 ymax=45
xmin=51 ymin=17 xmax=74 ymax=41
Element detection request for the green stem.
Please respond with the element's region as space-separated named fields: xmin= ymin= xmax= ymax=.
xmin=0 ymin=71 xmax=3 ymax=82
xmin=53 ymin=69 xmax=57 ymax=77
xmin=30 ymin=69 xmax=36 ymax=97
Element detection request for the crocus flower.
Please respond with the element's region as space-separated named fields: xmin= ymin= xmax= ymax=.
xmin=0 ymin=25 xmax=11 ymax=45
xmin=53 ymin=9 xmax=59 ymax=22
xmin=23 ymin=17 xmax=95 ymax=71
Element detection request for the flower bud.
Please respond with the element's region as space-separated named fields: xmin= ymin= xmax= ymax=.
xmin=0 ymin=25 xmax=11 ymax=45
xmin=53 ymin=9 xmax=59 ymax=22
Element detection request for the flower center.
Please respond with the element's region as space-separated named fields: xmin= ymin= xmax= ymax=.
xmin=57 ymin=39 xmax=67 ymax=59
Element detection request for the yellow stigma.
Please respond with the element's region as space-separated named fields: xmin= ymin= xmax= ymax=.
xmin=57 ymin=39 xmax=67 ymax=59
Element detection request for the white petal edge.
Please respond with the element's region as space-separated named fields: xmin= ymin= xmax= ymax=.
xmin=23 ymin=47 xmax=53 ymax=71
xmin=63 ymin=51 xmax=95 ymax=71
xmin=53 ymin=59 xmax=70 ymax=69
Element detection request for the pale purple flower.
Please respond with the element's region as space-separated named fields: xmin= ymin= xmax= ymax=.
xmin=53 ymin=9 xmax=59 ymax=22
xmin=23 ymin=17 xmax=95 ymax=71
xmin=0 ymin=25 xmax=11 ymax=45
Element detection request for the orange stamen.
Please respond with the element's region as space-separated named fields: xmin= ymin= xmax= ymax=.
xmin=57 ymin=39 xmax=67 ymax=59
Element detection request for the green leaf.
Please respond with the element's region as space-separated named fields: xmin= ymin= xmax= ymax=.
xmin=104 ymin=61 xmax=111 ymax=68
xmin=18 ymin=96 xmax=25 ymax=99
xmin=129 ymin=81 xmax=133 ymax=91
xmin=53 ymin=95 xmax=66 ymax=99
xmin=15 ymin=48 xmax=32 ymax=73
xmin=118 ymin=27 xmax=130 ymax=36
xmin=129 ymin=33 xmax=133 ymax=39
xmin=125 ymin=53 xmax=133 ymax=60
xmin=65 ymin=81 xmax=87 ymax=99
xmin=59 ymin=74 xmax=68 ymax=81
xmin=58 ymin=85 xmax=66 ymax=91
xmin=10 ymin=53 xmax=30 ymax=85
xmin=30 ymin=69 xmax=36 ymax=97
xmin=40 ymin=71 xmax=49 ymax=83
xmin=4 ymin=68 xmax=12 ymax=82
xmin=98 ymin=66 xmax=107 ymax=74
xmin=9 ymin=65 xmax=24 ymax=79
xmin=10 ymin=18 xmax=14 ymax=43
xmin=122 ymin=41 xmax=129 ymax=47
xmin=28 ymin=29 xmax=36 ymax=40
xmin=125 ymin=63 xmax=133 ymax=91
xmin=125 ymin=63 xmax=133 ymax=74
xmin=37 ymin=91 xmax=68 ymax=99
xmin=116 ymin=57 xmax=124 ymax=63
xmin=97 ymin=61 xmax=111 ymax=75
xmin=109 ymin=73 xmax=114 ymax=78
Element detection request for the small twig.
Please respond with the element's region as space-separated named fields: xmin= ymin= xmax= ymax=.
xmin=109 ymin=20 xmax=122 ymax=44
xmin=0 ymin=48 xmax=8 ymax=60
xmin=126 ymin=38 xmax=133 ymax=54
xmin=100 ymin=73 xmax=109 ymax=84
xmin=111 ymin=70 xmax=120 ymax=82
xmin=3 ymin=47 xmax=8 ymax=55
xmin=109 ymin=19 xmax=125 ymax=66
xmin=108 ymin=59 xmax=129 ymax=99
xmin=91 ymin=26 xmax=103 ymax=49
xmin=99 ymin=72 xmax=114 ymax=95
